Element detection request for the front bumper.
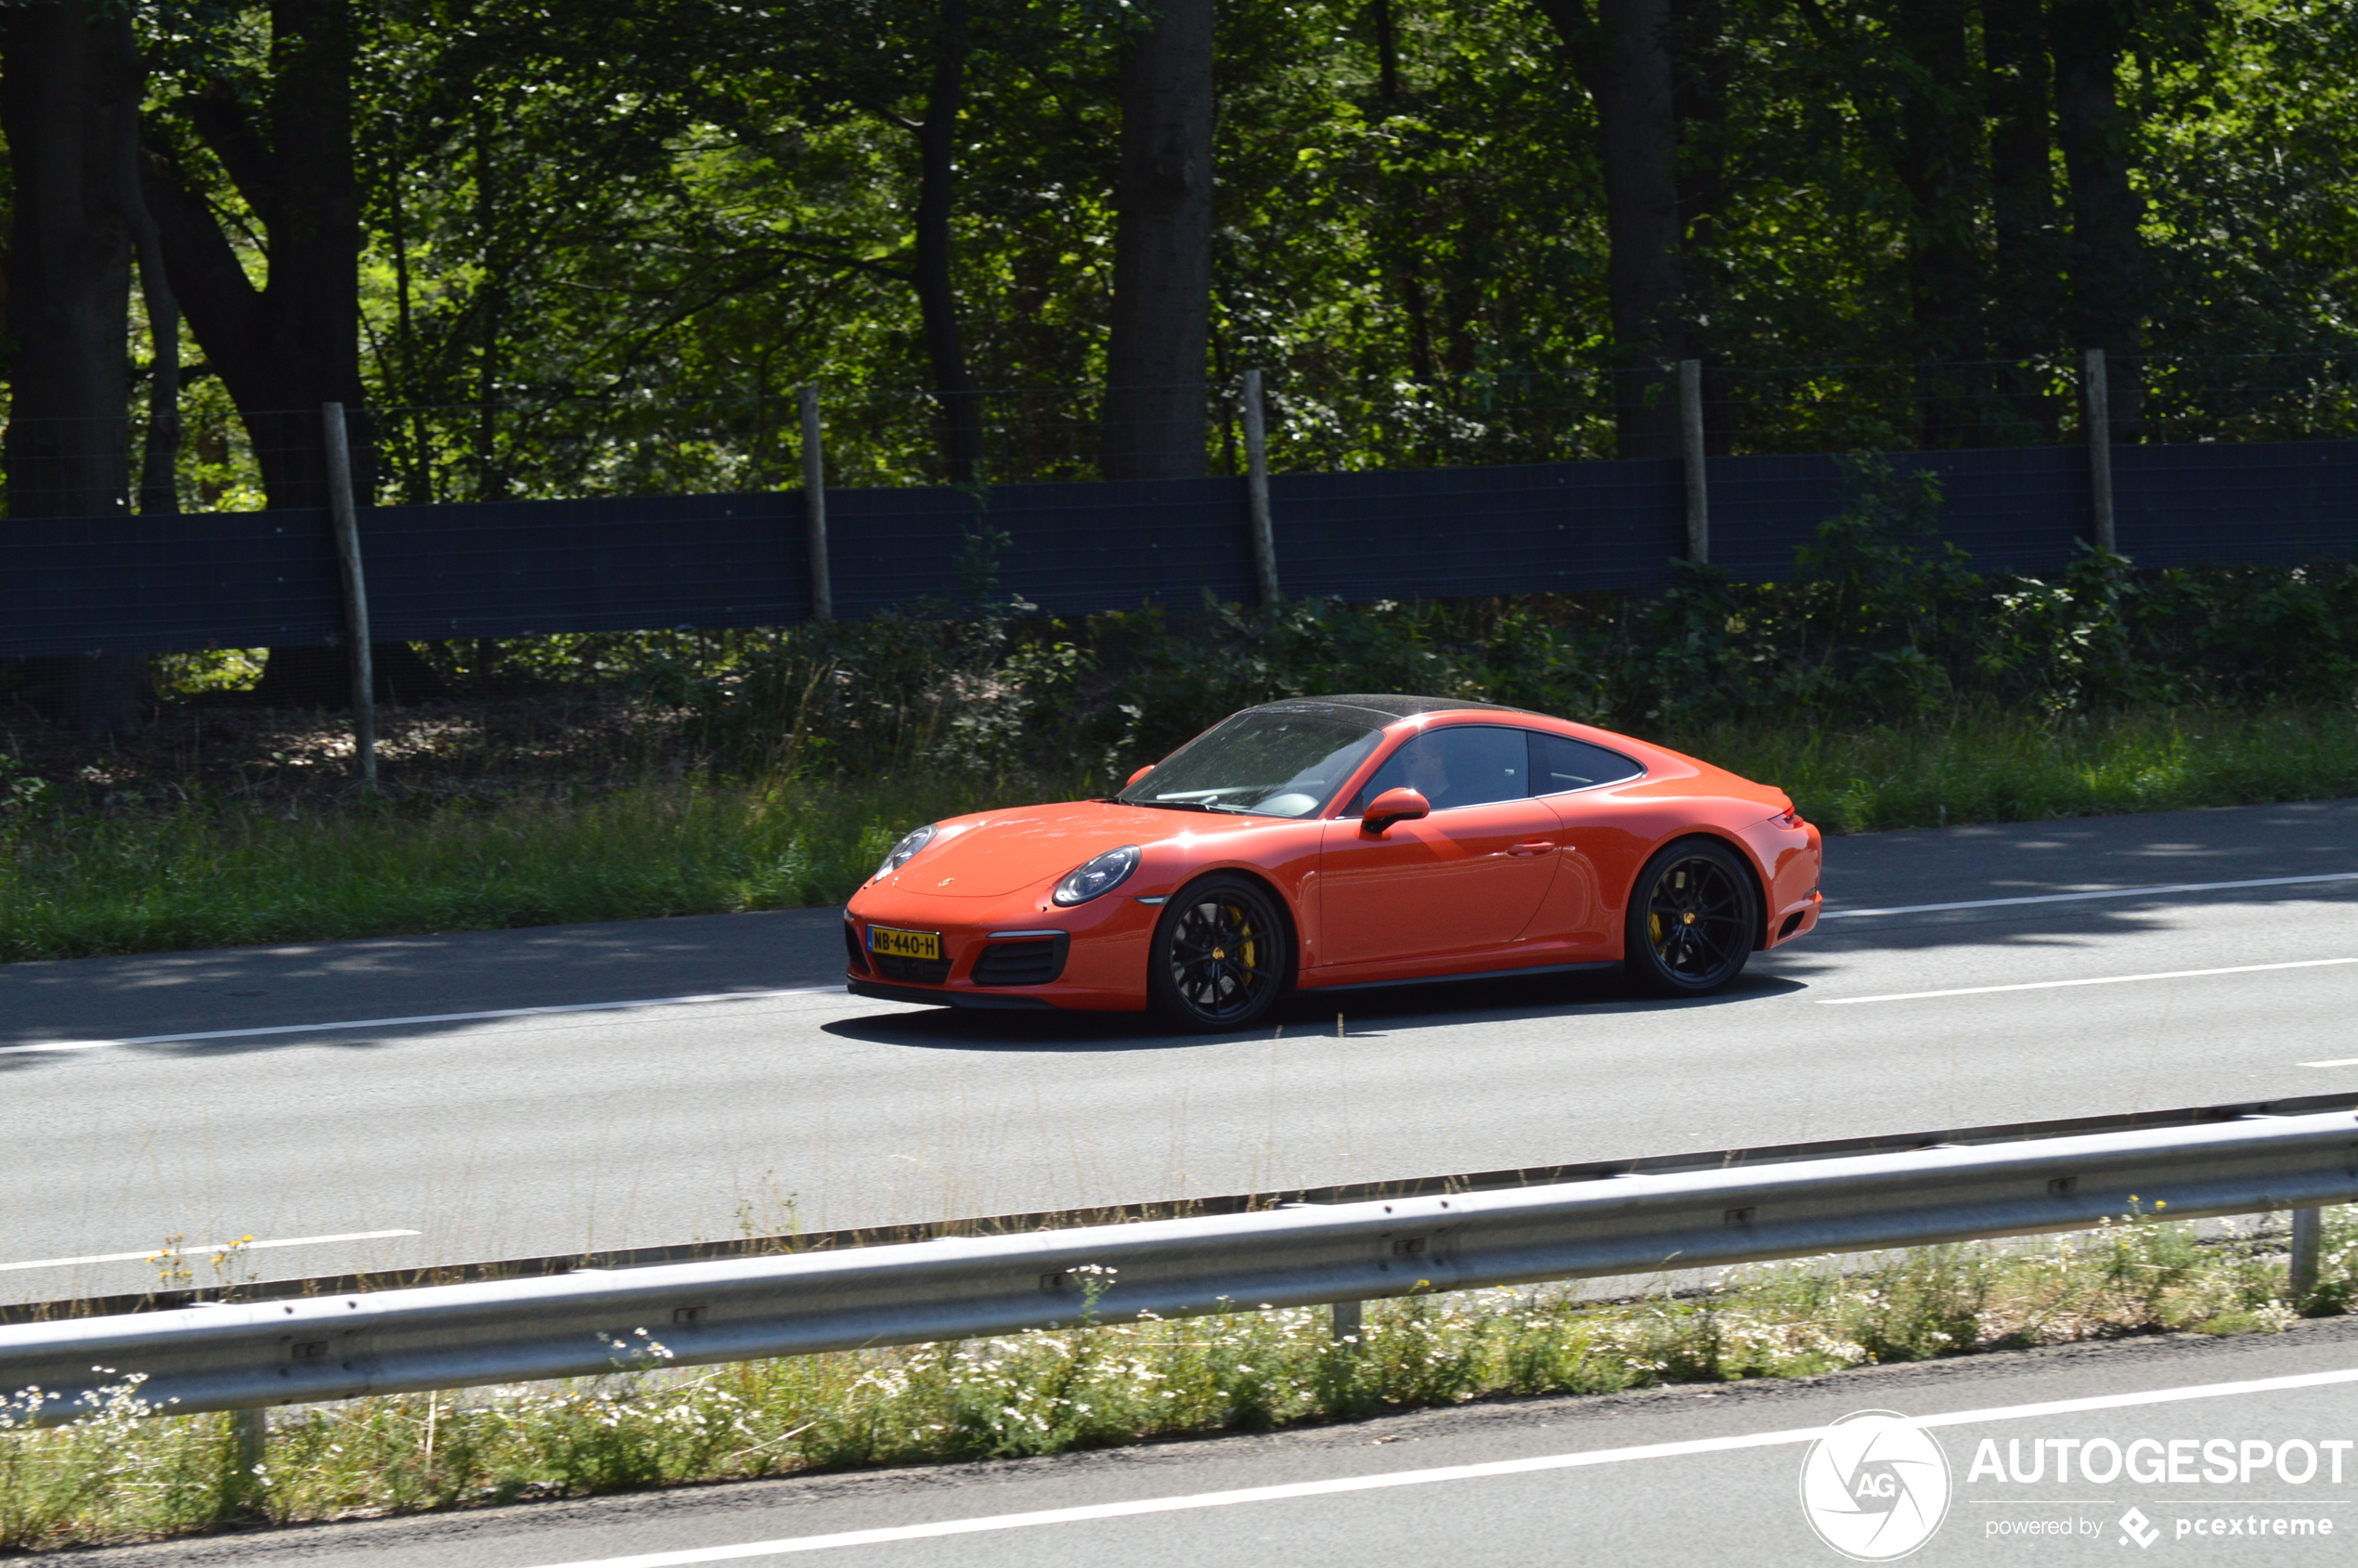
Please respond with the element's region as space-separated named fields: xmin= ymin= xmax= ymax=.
xmin=846 ymin=978 xmax=1058 ymax=1010
xmin=841 ymin=888 xmax=1158 ymax=1012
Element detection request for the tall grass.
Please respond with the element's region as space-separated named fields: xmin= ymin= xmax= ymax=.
xmin=5 ymin=1210 xmax=2351 ymax=1551
xmin=1704 ymin=701 xmax=2358 ymax=834
xmin=0 ymin=773 xmax=1032 ymax=965
xmin=5 ymin=703 xmax=2353 ymax=963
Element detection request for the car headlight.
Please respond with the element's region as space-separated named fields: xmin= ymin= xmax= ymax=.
xmin=1053 ymin=845 xmax=1140 ymax=906
xmin=872 ymin=823 xmax=938 ymax=881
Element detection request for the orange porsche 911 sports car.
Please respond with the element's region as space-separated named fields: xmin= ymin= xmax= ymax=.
xmin=844 ymin=694 xmax=1821 ymax=1030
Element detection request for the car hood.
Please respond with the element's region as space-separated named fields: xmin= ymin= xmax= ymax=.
xmin=875 ymin=800 xmax=1266 ymax=899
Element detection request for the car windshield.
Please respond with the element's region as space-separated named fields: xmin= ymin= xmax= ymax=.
xmin=1119 ymin=709 xmax=1382 ymax=818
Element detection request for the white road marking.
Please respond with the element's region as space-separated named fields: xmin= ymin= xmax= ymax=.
xmin=1821 ymin=869 xmax=2358 ymax=920
xmin=0 ymin=985 xmax=847 ymax=1057
xmin=2301 ymin=1056 xmax=2358 ymax=1069
xmin=0 ymin=1228 xmax=421 ymax=1274
xmin=1816 ymin=957 xmax=2357 ymax=1005
xmin=520 ymin=1363 xmax=2358 ymax=1565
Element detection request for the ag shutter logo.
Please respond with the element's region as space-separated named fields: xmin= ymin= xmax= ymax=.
xmin=1799 ymin=1410 xmax=1953 ymax=1561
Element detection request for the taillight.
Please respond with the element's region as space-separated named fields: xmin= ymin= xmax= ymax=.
xmin=1777 ymin=808 xmax=1803 ymax=830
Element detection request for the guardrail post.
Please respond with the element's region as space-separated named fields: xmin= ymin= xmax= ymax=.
xmin=799 ymin=384 xmax=834 ymax=624
xmin=2289 ymin=1205 xmax=2324 ymax=1302
xmin=231 ymin=1406 xmax=268 ymax=1494
xmin=2083 ymin=347 xmax=2117 ymax=555
xmin=1241 ymin=369 xmax=1281 ymax=604
xmin=321 ymin=402 xmax=376 ymax=791
xmin=1678 ymin=358 xmax=1708 ymax=564
xmin=1330 ymin=1299 xmax=1363 ymax=1346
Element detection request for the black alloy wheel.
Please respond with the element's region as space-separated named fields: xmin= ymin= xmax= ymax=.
xmin=1149 ymin=877 xmax=1289 ymax=1030
xmin=1624 ymin=839 xmax=1758 ymax=996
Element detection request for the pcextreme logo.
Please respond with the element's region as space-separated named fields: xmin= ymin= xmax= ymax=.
xmin=1799 ymin=1410 xmax=1954 ymax=1561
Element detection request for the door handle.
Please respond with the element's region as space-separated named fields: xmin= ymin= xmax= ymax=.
xmin=1509 ymin=840 xmax=1557 ymax=856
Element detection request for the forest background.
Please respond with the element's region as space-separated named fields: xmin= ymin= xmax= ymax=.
xmin=3 ymin=0 xmax=2358 ymax=957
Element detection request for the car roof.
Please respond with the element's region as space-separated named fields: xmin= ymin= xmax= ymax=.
xmin=1247 ymin=693 xmax=1543 ymax=725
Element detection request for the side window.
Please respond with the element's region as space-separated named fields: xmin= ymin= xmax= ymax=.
xmin=1348 ymin=726 xmax=1528 ymax=813
xmin=1528 ymin=730 xmax=1643 ymax=795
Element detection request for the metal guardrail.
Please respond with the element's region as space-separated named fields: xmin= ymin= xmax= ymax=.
xmin=17 ymin=1089 xmax=2355 ymax=1328
xmin=5 ymin=1108 xmax=2354 ymax=1425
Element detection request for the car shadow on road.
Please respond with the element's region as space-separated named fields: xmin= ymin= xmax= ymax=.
xmin=820 ymin=968 xmax=1808 ymax=1053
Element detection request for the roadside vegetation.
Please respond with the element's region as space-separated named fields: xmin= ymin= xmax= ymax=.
xmin=6 ymin=1208 xmax=2355 ymax=1551
xmin=5 ymin=701 xmax=2354 ymax=965
xmin=6 ymin=482 xmax=2358 ymax=962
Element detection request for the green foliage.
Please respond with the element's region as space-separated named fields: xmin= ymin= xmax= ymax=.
xmin=104 ymin=0 xmax=2358 ymax=510
xmin=5 ymin=1211 xmax=2346 ymax=1551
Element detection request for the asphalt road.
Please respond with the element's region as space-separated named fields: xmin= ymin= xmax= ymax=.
xmin=6 ymin=797 xmax=2358 ymax=1304
xmin=74 ymin=1311 xmax=2358 ymax=1566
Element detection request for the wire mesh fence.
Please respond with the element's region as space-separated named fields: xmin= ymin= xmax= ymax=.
xmin=7 ymin=350 xmax=2357 ymax=516
xmin=4 ymin=349 xmax=2357 ymax=768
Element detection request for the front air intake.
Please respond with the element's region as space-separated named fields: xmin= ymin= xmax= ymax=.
xmin=972 ymin=934 xmax=1069 ymax=986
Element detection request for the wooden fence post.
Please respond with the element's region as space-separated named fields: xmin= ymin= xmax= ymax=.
xmin=1241 ymin=369 xmax=1280 ymax=604
xmin=800 ymin=385 xmax=833 ymax=623
xmin=2084 ymin=347 xmax=2117 ymax=555
xmin=321 ymin=402 xmax=375 ymax=791
xmin=1678 ymin=358 xmax=1709 ymax=564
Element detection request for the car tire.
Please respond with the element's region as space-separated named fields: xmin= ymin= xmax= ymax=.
xmin=1148 ymin=876 xmax=1290 ymax=1031
xmin=1624 ymin=838 xmax=1759 ymax=997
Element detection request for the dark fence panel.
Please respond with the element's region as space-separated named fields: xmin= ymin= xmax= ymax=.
xmin=0 ymin=509 xmax=343 ymax=658
xmin=364 ymin=492 xmax=806 ymax=641
xmin=830 ymin=474 xmax=1255 ymax=619
xmin=1272 ymin=460 xmax=1684 ymax=600
xmin=5 ymin=438 xmax=2356 ymax=660
xmin=2118 ymin=439 xmax=2358 ymax=569
xmin=1708 ymin=445 xmax=2091 ymax=581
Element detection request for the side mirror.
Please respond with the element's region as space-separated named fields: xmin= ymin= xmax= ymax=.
xmin=1126 ymin=763 xmax=1156 ymax=788
xmin=1362 ymin=786 xmax=1430 ymax=835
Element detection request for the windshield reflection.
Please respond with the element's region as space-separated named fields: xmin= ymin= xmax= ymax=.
xmin=1118 ymin=710 xmax=1382 ymax=818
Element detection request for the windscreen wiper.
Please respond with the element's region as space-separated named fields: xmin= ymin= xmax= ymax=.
xmin=1113 ymin=797 xmax=1218 ymax=812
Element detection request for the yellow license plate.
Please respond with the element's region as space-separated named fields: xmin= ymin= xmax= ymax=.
xmin=868 ymin=927 xmax=942 ymax=962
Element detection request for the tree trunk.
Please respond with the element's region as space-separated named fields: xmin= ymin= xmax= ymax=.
xmin=140 ymin=0 xmax=427 ymax=707
xmin=1369 ymin=0 xmax=1436 ymax=388
xmin=1103 ymin=0 xmax=1214 ymax=481
xmin=124 ymin=105 xmax=183 ymax=516
xmin=914 ymin=0 xmax=982 ymax=483
xmin=1886 ymin=0 xmax=1983 ymax=444
xmin=1670 ymin=0 xmax=1731 ymax=453
xmin=2050 ymin=0 xmax=2144 ymax=434
xmin=1 ymin=3 xmax=149 ymax=737
xmin=1985 ymin=0 xmax=2061 ymax=436
xmin=1539 ymin=0 xmax=1685 ymax=460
